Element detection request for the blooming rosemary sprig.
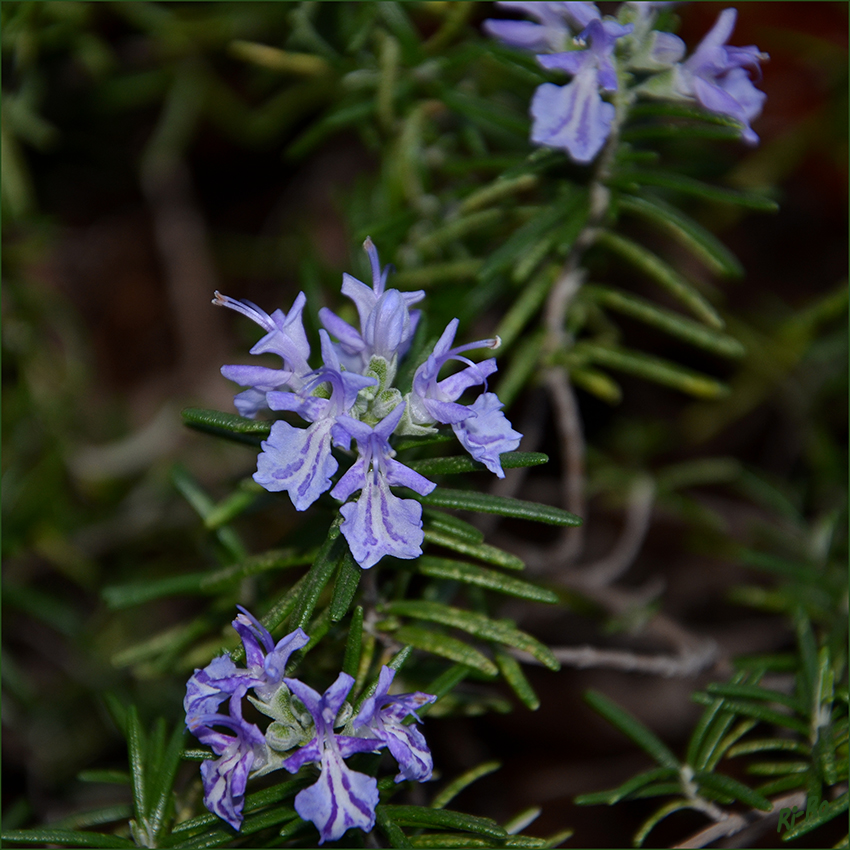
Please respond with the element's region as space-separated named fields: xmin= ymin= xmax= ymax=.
xmin=485 ymin=1 xmax=768 ymax=162
xmin=185 ymin=609 xmax=436 ymax=842
xmin=215 ymin=238 xmax=522 ymax=568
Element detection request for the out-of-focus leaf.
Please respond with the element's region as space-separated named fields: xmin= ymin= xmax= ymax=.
xmin=343 ymin=605 xmax=364 ymax=678
xmin=494 ymin=648 xmax=540 ymax=710
xmin=583 ymin=285 xmax=745 ymax=358
xmin=0 ymin=830 xmax=136 ymax=848
xmin=572 ymin=342 xmax=729 ymax=399
xmin=617 ymin=193 xmax=744 ymax=278
xmin=181 ymin=407 xmax=270 ymax=444
xmin=430 ymin=761 xmax=501 ymax=809
xmin=594 ymin=231 xmax=724 ymax=328
xmin=584 ymin=690 xmax=679 ymax=769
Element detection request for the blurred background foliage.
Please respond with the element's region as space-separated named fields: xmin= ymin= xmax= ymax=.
xmin=2 ymin=2 xmax=847 ymax=847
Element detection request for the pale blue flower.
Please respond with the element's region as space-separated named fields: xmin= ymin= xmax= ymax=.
xmin=675 ymin=8 xmax=767 ymax=144
xmin=319 ymin=238 xmax=425 ymax=373
xmin=253 ymin=331 xmax=376 ymax=511
xmin=185 ymin=611 xmax=310 ymax=830
xmin=191 ymin=692 xmax=269 ymax=831
xmin=408 ymin=318 xmax=499 ymax=429
xmin=282 ymin=673 xmax=383 ymax=844
xmin=214 ymin=291 xmax=312 ymax=418
xmin=353 ymin=666 xmax=436 ymax=783
xmin=332 ymin=403 xmax=436 ymax=569
xmin=484 ymin=2 xmax=599 ymax=52
xmin=531 ymin=17 xmax=633 ymax=162
xmin=452 ymin=392 xmax=523 ymax=478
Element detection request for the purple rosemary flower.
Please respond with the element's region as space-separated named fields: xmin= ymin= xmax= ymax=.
xmin=483 ymin=2 xmax=600 ymax=53
xmin=408 ymin=318 xmax=499 ymax=430
xmin=189 ymin=691 xmax=269 ymax=831
xmin=319 ymin=238 xmax=425 ymax=373
xmin=332 ymin=403 xmax=436 ymax=569
xmin=531 ymin=17 xmax=633 ymax=163
xmin=675 ymin=8 xmax=767 ymax=144
xmin=185 ymin=610 xmax=310 ymax=830
xmin=230 ymin=607 xmax=309 ymax=701
xmin=407 ymin=319 xmax=521 ymax=477
xmin=352 ymin=666 xmax=436 ymax=783
xmin=214 ymin=291 xmax=312 ymax=419
xmin=282 ymin=673 xmax=383 ymax=844
xmin=253 ymin=330 xmax=376 ymax=511
xmin=452 ymin=392 xmax=523 ymax=479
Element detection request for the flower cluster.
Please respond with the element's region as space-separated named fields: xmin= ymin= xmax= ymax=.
xmin=185 ymin=607 xmax=436 ymax=843
xmin=484 ymin=2 xmax=767 ymax=163
xmin=215 ymin=238 xmax=521 ymax=568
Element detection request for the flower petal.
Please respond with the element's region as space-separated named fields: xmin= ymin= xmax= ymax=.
xmin=294 ymin=750 xmax=379 ymax=844
xmin=339 ymin=474 xmax=425 ymax=568
xmin=254 ymin=419 xmax=338 ymax=511
xmin=452 ymin=392 xmax=522 ymax=478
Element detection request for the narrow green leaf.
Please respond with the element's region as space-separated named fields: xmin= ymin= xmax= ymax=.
xmin=414 ymin=209 xmax=504 ymax=256
xmin=634 ymin=800 xmax=691 ymax=847
xmin=418 ymin=557 xmax=555 ymax=602
xmin=694 ymin=770 xmax=772 ymax=811
xmin=379 ymin=805 xmax=506 ymax=839
xmin=409 ymin=836 xmax=545 ymax=849
xmin=594 ymin=231 xmax=724 ymax=328
xmin=609 ymin=168 xmax=779 ymax=212
xmin=459 ymin=173 xmax=539 ymax=214
xmin=291 ymin=520 xmax=344 ymax=630
xmin=343 ymin=606 xmax=364 ymax=678
xmin=170 ymin=465 xmax=246 ymax=562
xmin=330 ymin=550 xmax=361 ymax=622
xmin=405 ymin=452 xmax=549 ymax=477
xmin=204 ymin=482 xmax=262 ymax=530
xmin=706 ymin=683 xmax=802 ymax=712
xmin=574 ymin=767 xmax=678 ymax=806
xmin=240 ymin=805 xmax=299 ymax=836
xmin=127 ymin=706 xmax=147 ymax=823
xmin=573 ymin=342 xmax=729 ymax=399
xmin=181 ymin=407 xmax=270 ymax=444
xmin=103 ymin=573 xmax=209 ymax=609
xmin=423 ymin=530 xmax=525 ymax=570
xmin=420 ymin=663 xmax=472 ymax=714
xmin=727 ymin=738 xmax=810 ymax=758
xmin=691 ymin=693 xmax=809 ymax=736
xmin=286 ymin=99 xmax=374 ymax=160
xmin=386 ymin=601 xmax=559 ymax=670
xmin=582 ymin=285 xmax=745 ymax=358
xmin=420 ymin=487 xmax=582 ymax=527
xmin=390 ymin=624 xmax=498 ymax=676
xmin=78 ymin=770 xmax=131 ymax=785
xmin=584 ymin=690 xmax=679 ymax=769
xmin=494 ymin=647 xmax=540 ymax=710
xmin=617 ymin=194 xmax=744 ymax=278
xmin=497 ymin=328 xmax=545 ymax=408
xmin=46 ymin=806 xmax=134 ymax=832
xmin=431 ymin=761 xmax=501 ymax=809
xmin=375 ymin=807 xmax=412 ymax=849
xmin=705 ymin=717 xmax=759 ymax=771
xmin=303 ymin=605 xmax=333 ymax=652
xmin=392 ymin=259 xmax=483 ymax=289
xmin=570 ymin=366 xmax=623 ymax=404
xmin=200 ymin=548 xmax=313 ymax=592
xmin=441 ymin=88 xmax=529 ymax=139
xmin=424 ymin=510 xmax=485 ymax=544
xmin=495 ymin=265 xmax=556 ymax=350
xmin=147 ymin=722 xmax=185 ymax=841
xmin=794 ymin=607 xmax=819 ymax=701
xmin=745 ymin=760 xmax=809 ymax=775
xmin=0 ymin=830 xmax=136 ymax=848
